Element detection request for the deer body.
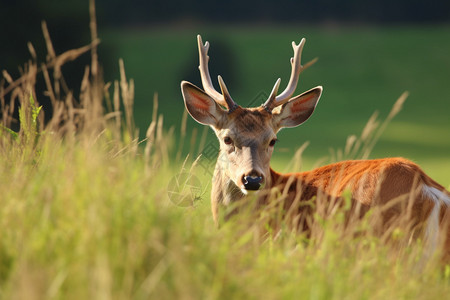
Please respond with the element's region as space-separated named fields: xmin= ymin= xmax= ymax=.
xmin=181 ymin=35 xmax=450 ymax=259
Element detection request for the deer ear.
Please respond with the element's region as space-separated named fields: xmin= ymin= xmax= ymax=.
xmin=181 ymin=81 xmax=225 ymax=126
xmin=273 ymin=86 xmax=322 ymax=128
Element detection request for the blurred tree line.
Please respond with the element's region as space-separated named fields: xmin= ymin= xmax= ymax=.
xmin=0 ymin=0 xmax=448 ymax=95
xmin=100 ymin=0 xmax=450 ymax=26
xmin=1 ymin=0 xmax=90 ymax=76
xmin=1 ymin=0 xmax=449 ymax=75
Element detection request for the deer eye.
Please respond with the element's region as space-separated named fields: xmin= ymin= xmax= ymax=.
xmin=269 ymin=139 xmax=278 ymax=147
xmin=224 ymin=137 xmax=233 ymax=145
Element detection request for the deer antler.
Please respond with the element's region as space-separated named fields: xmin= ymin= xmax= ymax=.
xmin=263 ymin=38 xmax=318 ymax=111
xmin=197 ymin=35 xmax=237 ymax=112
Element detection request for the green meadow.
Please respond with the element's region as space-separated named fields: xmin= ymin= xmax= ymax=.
xmin=0 ymin=22 xmax=449 ymax=299
xmin=101 ymin=25 xmax=450 ymax=184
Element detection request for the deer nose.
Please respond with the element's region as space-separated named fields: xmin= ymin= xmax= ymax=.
xmin=242 ymin=174 xmax=263 ymax=190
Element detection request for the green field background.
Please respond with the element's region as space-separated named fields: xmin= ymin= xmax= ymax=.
xmin=100 ymin=25 xmax=450 ymax=185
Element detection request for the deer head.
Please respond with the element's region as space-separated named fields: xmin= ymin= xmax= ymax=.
xmin=181 ymin=35 xmax=322 ymax=194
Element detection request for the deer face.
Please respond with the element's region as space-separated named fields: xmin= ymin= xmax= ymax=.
xmin=211 ymin=106 xmax=276 ymax=192
xmin=180 ymin=35 xmax=322 ymax=193
xmin=181 ymin=81 xmax=322 ymax=193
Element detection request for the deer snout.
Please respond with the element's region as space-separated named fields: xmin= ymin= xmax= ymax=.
xmin=241 ymin=172 xmax=264 ymax=191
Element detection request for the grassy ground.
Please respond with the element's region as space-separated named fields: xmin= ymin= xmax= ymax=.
xmin=100 ymin=24 xmax=450 ymax=185
xmin=1 ymin=18 xmax=450 ymax=298
xmin=1 ymin=128 xmax=449 ymax=299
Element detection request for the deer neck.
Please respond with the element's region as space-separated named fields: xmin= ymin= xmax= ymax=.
xmin=211 ymin=163 xmax=244 ymax=206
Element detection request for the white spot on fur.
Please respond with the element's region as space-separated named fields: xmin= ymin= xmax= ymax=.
xmin=423 ymin=185 xmax=450 ymax=206
xmin=422 ymin=185 xmax=450 ymax=256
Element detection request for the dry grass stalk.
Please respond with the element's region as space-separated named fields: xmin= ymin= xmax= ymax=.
xmin=0 ymin=0 xmax=151 ymax=162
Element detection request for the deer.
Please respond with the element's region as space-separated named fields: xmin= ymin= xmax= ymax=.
xmin=180 ymin=35 xmax=450 ymax=260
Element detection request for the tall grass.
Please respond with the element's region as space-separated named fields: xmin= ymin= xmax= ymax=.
xmin=1 ymin=3 xmax=450 ymax=299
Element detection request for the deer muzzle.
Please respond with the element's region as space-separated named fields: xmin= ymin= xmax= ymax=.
xmin=242 ymin=175 xmax=263 ymax=190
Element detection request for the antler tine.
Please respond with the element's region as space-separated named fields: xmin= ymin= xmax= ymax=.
xmin=263 ymin=78 xmax=281 ymax=112
xmin=197 ymin=35 xmax=236 ymax=110
xmin=264 ymin=38 xmax=317 ymax=111
xmin=218 ymin=75 xmax=238 ymax=112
